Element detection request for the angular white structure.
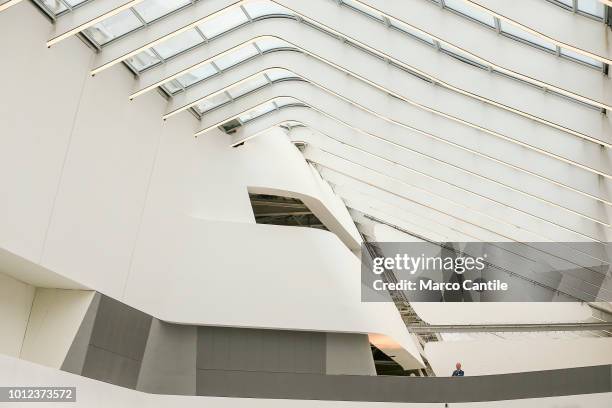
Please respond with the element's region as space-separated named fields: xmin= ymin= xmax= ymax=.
xmin=0 ymin=0 xmax=611 ymax=406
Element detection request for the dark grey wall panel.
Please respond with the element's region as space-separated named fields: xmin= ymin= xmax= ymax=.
xmin=197 ymin=326 xmax=326 ymax=374
xmin=195 ymin=364 xmax=612 ymax=403
xmin=88 ymin=295 xmax=152 ymax=362
xmin=136 ymin=319 xmax=197 ymax=395
xmin=196 ymin=370 xmax=328 ymax=398
xmin=78 ymin=295 xmax=152 ymax=389
xmin=61 ymin=293 xmax=101 ymax=375
xmin=325 ymin=333 xmax=376 ymax=375
xmin=59 ymin=293 xmax=612 ymax=402
xmin=81 ymin=345 xmax=142 ymax=389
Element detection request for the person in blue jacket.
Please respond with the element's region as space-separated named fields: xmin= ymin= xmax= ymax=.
xmin=452 ymin=362 xmax=464 ymax=376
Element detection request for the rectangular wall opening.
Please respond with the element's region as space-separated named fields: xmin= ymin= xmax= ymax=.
xmin=249 ymin=193 xmax=329 ymax=231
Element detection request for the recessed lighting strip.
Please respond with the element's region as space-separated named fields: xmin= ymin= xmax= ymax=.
xmin=461 ymin=0 xmax=612 ymax=65
xmin=185 ymin=41 xmax=612 ymax=181
xmin=46 ymin=0 xmax=146 ymax=47
xmin=195 ymin=83 xmax=612 ymax=210
xmin=0 ymin=0 xmax=24 ymax=13
xmin=345 ymin=0 xmax=612 ymax=113
xmin=228 ymin=107 xmax=612 ymax=228
xmin=90 ymin=0 xmax=247 ymax=76
xmin=110 ymin=2 xmax=610 ymax=148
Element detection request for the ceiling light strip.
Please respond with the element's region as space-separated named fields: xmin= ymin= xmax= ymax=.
xmin=312 ymin=149 xmax=603 ymax=243
xmin=298 ymin=118 xmax=612 ymax=228
xmin=336 ymin=188 xmax=482 ymax=241
xmin=199 ymin=88 xmax=612 ymax=207
xmin=122 ymin=4 xmax=609 ymax=148
xmin=46 ymin=0 xmax=146 ymax=47
xmin=131 ymin=36 xmax=271 ymax=100
xmin=462 ymin=0 xmax=612 ymax=65
xmin=190 ymin=55 xmax=612 ymax=181
xmin=0 ymin=0 xmax=23 ymax=13
xmin=203 ymin=90 xmax=612 ymax=220
xmin=90 ymin=0 xmax=247 ymax=76
xmin=338 ymin=175 xmax=609 ymax=266
xmin=316 ymin=130 xmax=612 ymax=236
xmin=163 ymin=67 xmax=283 ymax=119
xmin=348 ymin=0 xmax=612 ymax=115
xmin=234 ymin=110 xmax=612 ymax=228
xmin=110 ymin=1 xmax=610 ymax=148
xmin=313 ymin=156 xmax=555 ymax=243
xmin=271 ymin=1 xmax=612 ymax=147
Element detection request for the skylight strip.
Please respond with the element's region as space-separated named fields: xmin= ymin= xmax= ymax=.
xmin=130 ymin=36 xmax=272 ymax=99
xmin=90 ymin=0 xmax=246 ymax=76
xmin=164 ymin=67 xmax=291 ymax=119
xmin=306 ymin=129 xmax=611 ymax=239
xmin=312 ymin=151 xmax=602 ymax=243
xmin=462 ymin=0 xmax=612 ymax=65
xmin=0 ymin=0 xmax=24 ymax=12
xmin=234 ymin=110 xmax=612 ymax=228
xmin=47 ymin=0 xmax=145 ymax=47
xmin=234 ymin=105 xmax=612 ymax=235
xmin=107 ymin=0 xmax=610 ymax=138
xmin=269 ymin=6 xmax=612 ymax=147
xmin=195 ymin=80 xmax=612 ymax=211
xmin=179 ymin=38 xmax=612 ymax=181
xmin=343 ymin=1 xmax=610 ymax=116
xmin=129 ymin=10 xmax=609 ymax=153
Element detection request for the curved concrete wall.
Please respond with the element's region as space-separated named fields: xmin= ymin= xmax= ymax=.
xmin=0 ymin=1 xmax=419 ymax=368
xmin=126 ymin=216 xmax=422 ymax=368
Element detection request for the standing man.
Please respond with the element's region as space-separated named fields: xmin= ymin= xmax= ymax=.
xmin=452 ymin=362 xmax=464 ymax=376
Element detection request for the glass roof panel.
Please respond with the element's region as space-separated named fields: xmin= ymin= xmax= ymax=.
xmin=560 ymin=47 xmax=603 ymax=68
xmin=39 ymin=0 xmax=68 ymax=15
xmin=177 ymin=63 xmax=218 ymax=88
xmin=242 ymin=1 xmax=292 ymax=18
xmin=443 ymin=0 xmax=496 ymax=27
xmin=499 ymin=21 xmax=556 ymax=52
xmin=576 ymin=0 xmax=605 ymax=17
xmin=196 ymin=92 xmax=232 ymax=113
xmin=390 ymin=19 xmax=435 ymax=45
xmin=238 ymin=102 xmax=276 ymax=122
xmin=64 ymin=0 xmax=88 ymax=6
xmin=133 ymin=0 xmax=192 ymax=23
xmin=162 ymin=79 xmax=183 ymax=95
xmin=152 ymin=29 xmax=204 ymax=59
xmin=126 ymin=49 xmax=162 ymax=72
xmin=84 ymin=9 xmax=143 ymax=46
xmin=213 ymin=44 xmax=259 ymax=70
xmin=255 ymin=37 xmax=292 ymax=52
xmin=265 ymin=68 xmax=298 ymax=82
xmin=227 ymin=75 xmax=269 ymax=99
xmin=341 ymin=0 xmax=384 ymax=21
xmin=197 ymin=7 xmax=249 ymax=39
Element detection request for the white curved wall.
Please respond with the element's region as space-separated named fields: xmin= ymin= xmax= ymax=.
xmin=127 ymin=216 xmax=421 ymax=367
xmin=1 ymin=0 xmax=609 ymax=376
xmin=0 ymin=1 xmax=418 ymax=368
